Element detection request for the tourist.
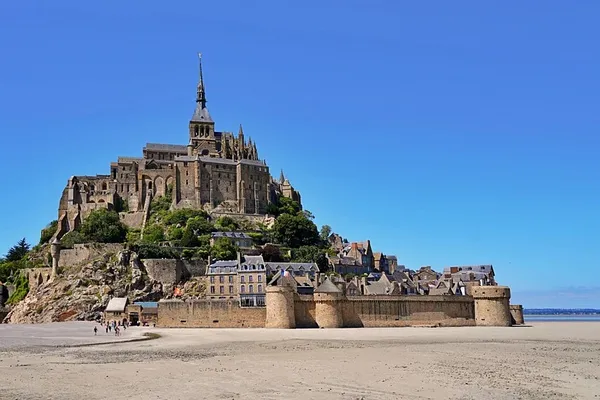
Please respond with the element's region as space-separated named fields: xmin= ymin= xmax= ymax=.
xmin=93 ymin=326 xmax=97 ymax=336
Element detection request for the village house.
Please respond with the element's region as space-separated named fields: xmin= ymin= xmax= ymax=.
xmin=210 ymin=232 xmax=253 ymax=249
xmin=238 ymin=255 xmax=267 ymax=307
xmin=206 ymin=260 xmax=238 ymax=300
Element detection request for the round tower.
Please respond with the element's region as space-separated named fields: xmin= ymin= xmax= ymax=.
xmin=509 ymin=304 xmax=524 ymax=325
xmin=314 ymin=278 xmax=344 ymax=328
xmin=471 ymin=286 xmax=512 ymax=326
xmin=265 ymin=284 xmax=295 ymax=329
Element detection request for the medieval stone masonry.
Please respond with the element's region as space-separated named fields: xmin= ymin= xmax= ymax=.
xmin=54 ymin=56 xmax=301 ymax=238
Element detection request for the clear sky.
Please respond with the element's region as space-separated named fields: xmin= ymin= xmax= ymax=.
xmin=0 ymin=1 xmax=598 ymax=308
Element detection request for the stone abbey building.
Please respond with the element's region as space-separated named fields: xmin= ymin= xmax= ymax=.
xmin=55 ymin=56 xmax=301 ymax=237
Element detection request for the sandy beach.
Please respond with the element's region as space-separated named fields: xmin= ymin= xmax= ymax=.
xmin=1 ymin=322 xmax=599 ymax=400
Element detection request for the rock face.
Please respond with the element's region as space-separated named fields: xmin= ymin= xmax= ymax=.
xmin=4 ymin=250 xmax=169 ymax=324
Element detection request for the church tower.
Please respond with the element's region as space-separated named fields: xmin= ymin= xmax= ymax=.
xmin=189 ymin=53 xmax=217 ymax=157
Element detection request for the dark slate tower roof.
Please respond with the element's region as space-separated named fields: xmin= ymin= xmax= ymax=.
xmin=191 ymin=53 xmax=213 ymax=123
xmin=315 ymin=278 xmax=342 ymax=293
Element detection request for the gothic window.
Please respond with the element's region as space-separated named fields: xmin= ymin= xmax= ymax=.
xmin=101 ymin=183 xmax=107 ymax=191
xmin=194 ymin=125 xmax=199 ymax=136
xmin=185 ymin=180 xmax=188 ymax=185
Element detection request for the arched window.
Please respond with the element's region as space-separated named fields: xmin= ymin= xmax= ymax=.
xmin=101 ymin=182 xmax=107 ymax=191
xmin=194 ymin=125 xmax=199 ymax=136
xmin=249 ymin=284 xmax=254 ymax=293
xmin=258 ymin=284 xmax=262 ymax=293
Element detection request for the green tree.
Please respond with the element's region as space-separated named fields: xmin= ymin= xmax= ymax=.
xmin=319 ymin=225 xmax=332 ymax=246
xmin=290 ymin=245 xmax=329 ymax=271
xmin=179 ymin=226 xmax=200 ymax=247
xmin=5 ymin=238 xmax=30 ymax=262
xmin=39 ymin=221 xmax=58 ymax=245
xmin=186 ymin=216 xmax=214 ymax=236
xmin=260 ymin=244 xmax=283 ymax=262
xmin=272 ymin=213 xmax=319 ymax=248
xmin=210 ymin=237 xmax=238 ymax=261
xmin=214 ymin=216 xmax=239 ymax=232
xmin=166 ymin=226 xmax=184 ymax=241
xmin=141 ymin=224 xmax=165 ymax=243
xmin=79 ymin=209 xmax=128 ymax=243
xmin=163 ymin=209 xmax=209 ymax=226
xmin=266 ymin=195 xmax=301 ymax=217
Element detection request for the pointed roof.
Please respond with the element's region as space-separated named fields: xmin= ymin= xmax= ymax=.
xmin=315 ymin=278 xmax=342 ymax=293
xmin=279 ymin=169 xmax=285 ymax=184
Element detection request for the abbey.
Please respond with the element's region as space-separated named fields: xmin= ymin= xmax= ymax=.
xmin=55 ymin=56 xmax=301 ymax=237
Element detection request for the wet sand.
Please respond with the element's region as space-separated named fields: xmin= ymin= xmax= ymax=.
xmin=1 ymin=322 xmax=599 ymax=399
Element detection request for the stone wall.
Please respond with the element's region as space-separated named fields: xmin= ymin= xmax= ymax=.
xmin=58 ymin=243 xmax=125 ymax=268
xmin=341 ymin=296 xmax=476 ymax=327
xmin=182 ymin=260 xmax=206 ymax=279
xmin=120 ymin=211 xmax=145 ymax=229
xmin=142 ymin=259 xmax=183 ymax=285
xmin=157 ymin=299 xmax=266 ymax=328
xmin=294 ymin=294 xmax=317 ymax=328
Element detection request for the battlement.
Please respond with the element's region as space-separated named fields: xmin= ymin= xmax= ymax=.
xmin=471 ymin=286 xmax=511 ymax=299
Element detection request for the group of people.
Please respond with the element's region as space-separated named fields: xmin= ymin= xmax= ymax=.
xmin=93 ymin=320 xmax=128 ymax=336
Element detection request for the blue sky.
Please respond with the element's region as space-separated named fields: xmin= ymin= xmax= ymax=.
xmin=0 ymin=1 xmax=598 ymax=308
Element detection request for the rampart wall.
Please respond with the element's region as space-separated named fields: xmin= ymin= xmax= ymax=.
xmin=157 ymin=299 xmax=266 ymax=328
xmin=58 ymin=243 xmax=125 ymax=268
xmin=342 ymin=296 xmax=475 ymax=327
xmin=158 ymin=294 xmax=477 ymax=328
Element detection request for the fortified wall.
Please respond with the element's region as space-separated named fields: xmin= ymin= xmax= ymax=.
xmin=142 ymin=259 xmax=206 ymax=285
xmin=157 ymin=281 xmax=522 ymax=329
xmin=58 ymin=243 xmax=125 ymax=268
xmin=158 ymin=299 xmax=266 ymax=328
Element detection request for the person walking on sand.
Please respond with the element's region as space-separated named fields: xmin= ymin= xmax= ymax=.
xmin=94 ymin=326 xmax=97 ymax=336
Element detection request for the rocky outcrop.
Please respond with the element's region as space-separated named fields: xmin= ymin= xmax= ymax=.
xmin=4 ymin=250 xmax=168 ymax=324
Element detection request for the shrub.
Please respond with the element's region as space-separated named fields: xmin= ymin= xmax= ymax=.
xmin=79 ymin=209 xmax=127 ymax=243
xmin=141 ymin=224 xmax=165 ymax=243
xmin=39 ymin=220 xmax=58 ymax=245
xmin=7 ymin=273 xmax=29 ymax=305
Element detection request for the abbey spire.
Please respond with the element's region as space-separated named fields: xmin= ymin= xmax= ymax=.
xmin=191 ymin=53 xmax=213 ymax=123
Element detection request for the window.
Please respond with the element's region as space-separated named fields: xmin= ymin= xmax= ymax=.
xmin=258 ymin=284 xmax=262 ymax=293
xmin=249 ymin=285 xmax=254 ymax=293
xmin=219 ymin=276 xmax=224 ymax=283
xmin=210 ymin=286 xmax=215 ymax=294
xmin=210 ymin=276 xmax=215 ymax=284
xmin=185 ymin=180 xmax=189 ymax=185
xmin=219 ymin=286 xmax=224 ymax=294
xmin=258 ymin=275 xmax=262 ymax=283
xmin=240 ymin=276 xmax=245 ymax=283
xmin=249 ymin=276 xmax=253 ymax=283
xmin=240 ymin=285 xmax=245 ymax=293
xmin=228 ymin=276 xmax=233 ymax=283
xmin=229 ymin=286 xmax=233 ymax=294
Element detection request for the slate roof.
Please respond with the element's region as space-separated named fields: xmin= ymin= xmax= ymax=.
xmin=191 ymin=104 xmax=214 ymax=122
xmin=105 ymin=297 xmax=128 ymax=312
xmin=212 ymin=232 xmax=251 ymax=239
xmin=144 ymin=143 xmax=188 ymax=152
xmin=242 ymin=255 xmax=265 ymax=265
xmin=315 ymin=278 xmax=341 ymax=293
xmin=207 ymin=260 xmax=239 ymax=274
xmin=134 ymin=301 xmax=158 ymax=309
xmin=265 ymin=262 xmax=319 ymax=273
